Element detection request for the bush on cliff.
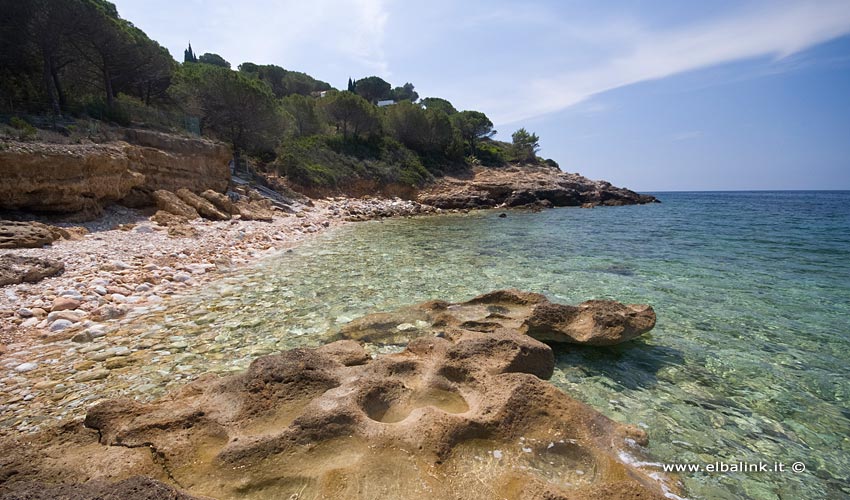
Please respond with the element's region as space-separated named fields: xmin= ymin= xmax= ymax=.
xmin=276 ymin=135 xmax=430 ymax=190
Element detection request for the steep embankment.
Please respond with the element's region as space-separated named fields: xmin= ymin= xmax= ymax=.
xmin=0 ymin=130 xmax=230 ymax=220
xmin=419 ymin=164 xmax=658 ymax=208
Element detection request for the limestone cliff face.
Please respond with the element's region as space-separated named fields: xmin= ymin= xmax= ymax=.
xmin=0 ymin=130 xmax=230 ymax=219
xmin=122 ymin=129 xmax=231 ymax=195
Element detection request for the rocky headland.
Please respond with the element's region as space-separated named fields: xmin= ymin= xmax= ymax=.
xmin=419 ymin=164 xmax=658 ymax=209
xmin=0 ymin=290 xmax=679 ymax=500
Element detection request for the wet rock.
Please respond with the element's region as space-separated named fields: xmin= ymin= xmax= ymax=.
xmin=176 ymin=188 xmax=230 ymax=221
xmin=0 ymin=329 xmax=675 ymax=500
xmin=0 ymin=474 xmax=202 ymax=500
xmin=90 ymin=305 xmax=126 ymax=321
xmin=48 ymin=319 xmax=74 ymax=332
xmin=152 ymin=190 xmax=199 ymax=219
xmin=526 ymin=300 xmax=657 ymax=346
xmin=14 ymin=362 xmax=37 ymax=372
xmin=0 ymin=255 xmax=64 ymax=286
xmin=336 ymin=289 xmax=656 ymax=347
xmin=74 ymin=368 xmax=110 ymax=382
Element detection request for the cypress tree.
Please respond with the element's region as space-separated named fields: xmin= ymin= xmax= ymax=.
xmin=184 ymin=43 xmax=197 ymax=63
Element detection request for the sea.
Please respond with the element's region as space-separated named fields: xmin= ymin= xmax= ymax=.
xmin=89 ymin=191 xmax=850 ymax=499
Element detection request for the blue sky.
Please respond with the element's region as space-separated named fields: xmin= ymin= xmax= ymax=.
xmin=114 ymin=0 xmax=850 ymax=191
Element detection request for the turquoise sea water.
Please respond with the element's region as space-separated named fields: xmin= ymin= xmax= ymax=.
xmin=96 ymin=191 xmax=850 ymax=499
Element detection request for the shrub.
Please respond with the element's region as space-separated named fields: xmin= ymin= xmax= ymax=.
xmin=9 ymin=116 xmax=37 ymax=140
xmin=475 ymin=141 xmax=507 ymax=167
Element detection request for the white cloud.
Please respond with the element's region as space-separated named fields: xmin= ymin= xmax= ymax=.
xmin=483 ymin=0 xmax=850 ymax=124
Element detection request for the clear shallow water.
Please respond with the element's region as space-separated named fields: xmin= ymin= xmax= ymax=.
xmin=27 ymin=192 xmax=850 ymax=499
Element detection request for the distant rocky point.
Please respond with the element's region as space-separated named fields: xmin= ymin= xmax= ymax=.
xmin=419 ymin=164 xmax=658 ymax=209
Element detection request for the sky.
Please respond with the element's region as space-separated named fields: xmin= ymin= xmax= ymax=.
xmin=113 ymin=0 xmax=850 ymax=191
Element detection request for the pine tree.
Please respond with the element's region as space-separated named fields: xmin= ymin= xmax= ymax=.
xmin=347 ymin=77 xmax=355 ymax=92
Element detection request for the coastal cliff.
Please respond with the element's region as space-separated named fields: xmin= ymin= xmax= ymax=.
xmin=0 ymin=130 xmax=230 ymax=220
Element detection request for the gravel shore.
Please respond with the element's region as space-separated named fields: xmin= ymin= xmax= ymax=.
xmin=1 ymin=197 xmax=439 ymax=346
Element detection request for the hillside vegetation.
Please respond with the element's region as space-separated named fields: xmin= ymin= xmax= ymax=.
xmin=0 ymin=0 xmax=555 ymax=194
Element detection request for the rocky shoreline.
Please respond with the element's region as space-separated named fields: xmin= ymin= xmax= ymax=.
xmin=0 ymin=289 xmax=680 ymax=500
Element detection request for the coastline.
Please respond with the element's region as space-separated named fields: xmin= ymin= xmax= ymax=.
xmin=0 ymin=197 xmax=446 ymax=433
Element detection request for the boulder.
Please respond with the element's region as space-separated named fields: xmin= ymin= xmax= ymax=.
xmin=151 ymin=190 xmax=198 ymax=219
xmin=0 ymin=221 xmax=59 ymax=248
xmin=336 ymin=288 xmax=656 ymax=347
xmin=526 ymin=300 xmax=656 ymax=346
xmin=200 ymin=189 xmax=233 ymax=215
xmin=0 ymin=331 xmax=676 ymax=500
xmin=0 ymin=255 xmax=64 ymax=286
xmin=233 ymin=199 xmax=274 ymax=221
xmin=176 ymin=188 xmax=230 ymax=221
xmin=150 ymin=210 xmax=188 ymax=227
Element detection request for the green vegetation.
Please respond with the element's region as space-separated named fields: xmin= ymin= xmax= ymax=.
xmin=0 ymin=0 xmax=549 ymax=193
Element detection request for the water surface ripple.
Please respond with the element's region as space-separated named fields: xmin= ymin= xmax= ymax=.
xmin=23 ymin=192 xmax=850 ymax=499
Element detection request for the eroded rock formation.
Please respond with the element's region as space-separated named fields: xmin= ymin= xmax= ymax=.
xmin=338 ymin=289 xmax=657 ymax=347
xmin=419 ymin=165 xmax=658 ymax=209
xmin=0 ymin=326 xmax=676 ymax=499
xmin=0 ymin=130 xmax=230 ymax=220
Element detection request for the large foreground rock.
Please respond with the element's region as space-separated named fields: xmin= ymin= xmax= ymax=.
xmin=338 ymin=289 xmax=656 ymax=346
xmin=0 ymin=130 xmax=230 ymax=220
xmin=0 ymin=320 xmax=677 ymax=499
xmin=419 ymin=164 xmax=658 ymax=209
xmin=0 ymin=255 xmax=64 ymax=286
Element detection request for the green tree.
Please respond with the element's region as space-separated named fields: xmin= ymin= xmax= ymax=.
xmin=510 ymin=128 xmax=540 ymax=163
xmin=238 ymin=63 xmax=332 ymax=97
xmin=390 ymin=82 xmax=418 ymax=102
xmin=451 ymin=110 xmax=495 ymax=154
xmin=347 ymin=77 xmax=355 ymax=92
xmin=281 ymin=94 xmax=320 ymax=137
xmin=424 ymin=108 xmax=463 ymax=158
xmin=317 ymin=91 xmax=380 ymax=139
xmin=421 ymin=97 xmax=457 ymax=115
xmin=384 ymin=100 xmax=429 ymax=151
xmin=171 ymin=63 xmax=286 ymax=163
xmin=198 ymin=52 xmax=230 ymax=69
xmin=354 ymin=76 xmax=391 ymax=104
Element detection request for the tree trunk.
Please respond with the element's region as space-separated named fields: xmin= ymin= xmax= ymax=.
xmin=103 ymin=66 xmax=114 ymax=110
xmin=42 ymin=57 xmax=60 ymax=115
xmin=50 ymin=61 xmax=66 ymax=111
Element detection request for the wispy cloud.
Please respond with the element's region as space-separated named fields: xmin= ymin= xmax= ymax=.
xmin=485 ymin=0 xmax=850 ymax=124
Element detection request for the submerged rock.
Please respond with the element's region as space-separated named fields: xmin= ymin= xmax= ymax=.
xmin=338 ymin=289 xmax=656 ymax=347
xmin=0 ymin=329 xmax=675 ymax=500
